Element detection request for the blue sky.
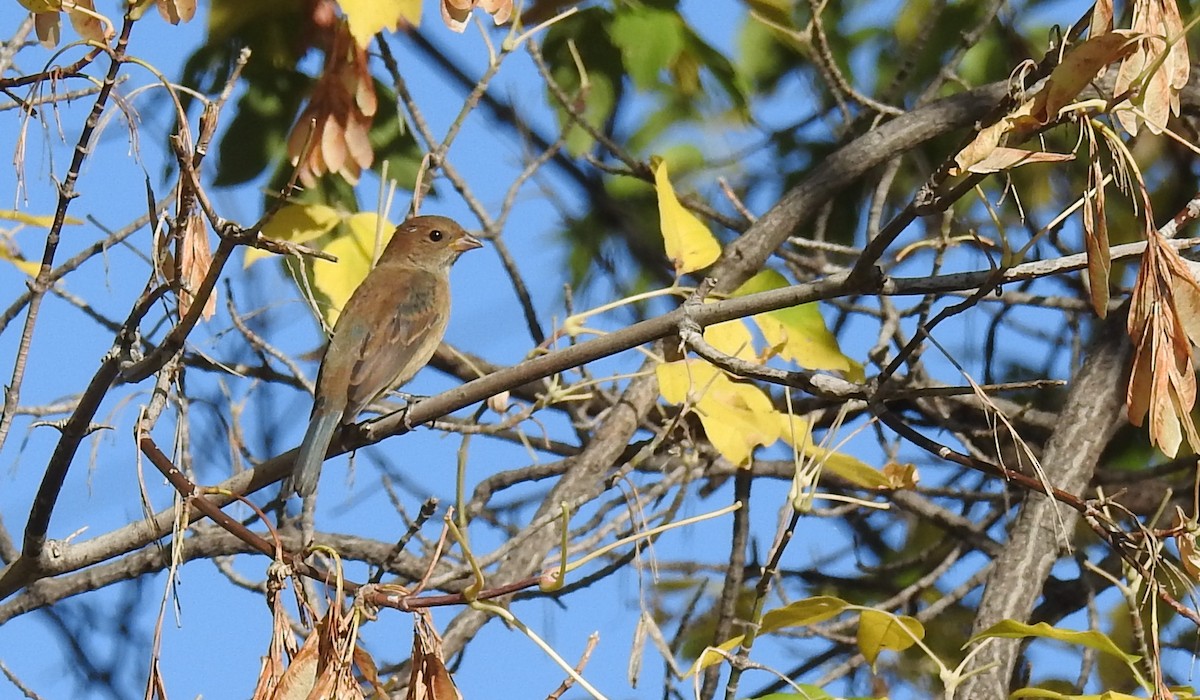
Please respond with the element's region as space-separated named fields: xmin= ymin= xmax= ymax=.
xmin=0 ymin=1 xmax=1157 ymax=699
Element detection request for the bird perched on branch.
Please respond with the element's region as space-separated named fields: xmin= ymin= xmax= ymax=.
xmin=288 ymin=215 xmax=482 ymax=497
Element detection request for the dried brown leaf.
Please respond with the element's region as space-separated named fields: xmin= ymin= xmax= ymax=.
xmin=287 ymin=23 xmax=376 ymax=186
xmin=1090 ymin=0 xmax=1113 ymax=38
xmin=270 ymin=629 xmax=320 ymax=699
xmin=1032 ymin=30 xmax=1140 ymax=123
xmin=964 ymin=147 xmax=1073 ymax=174
xmin=1127 ymin=232 xmax=1200 ymax=456
xmin=441 ymin=0 xmax=512 ymax=31
xmin=66 ymin=0 xmax=109 ymax=44
xmin=1114 ymin=0 xmax=1191 ymax=135
xmin=177 ymin=211 xmax=215 ymax=320
xmin=408 ymin=611 xmax=464 ymax=700
xmin=1083 ymin=132 xmax=1110 ymax=316
xmin=156 ymin=0 xmax=196 ymax=24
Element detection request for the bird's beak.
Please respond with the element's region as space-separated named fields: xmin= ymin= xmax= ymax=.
xmin=452 ymin=234 xmax=484 ymax=253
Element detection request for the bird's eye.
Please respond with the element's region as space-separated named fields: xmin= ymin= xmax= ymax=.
xmin=429 ymin=229 xmax=444 ymax=242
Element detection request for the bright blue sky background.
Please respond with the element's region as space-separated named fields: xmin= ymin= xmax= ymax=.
xmin=0 ymin=1 xmax=1162 ymax=699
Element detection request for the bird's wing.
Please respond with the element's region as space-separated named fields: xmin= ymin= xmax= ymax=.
xmin=343 ymin=266 xmax=450 ymax=419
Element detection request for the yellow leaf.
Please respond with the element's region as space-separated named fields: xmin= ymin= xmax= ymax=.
xmin=685 ymin=635 xmax=743 ymax=677
xmin=0 ymin=247 xmax=39 ymax=276
xmin=653 ymin=157 xmax=720 ymax=275
xmin=248 ymin=203 xmax=341 ymax=267
xmin=656 ymin=360 xmax=780 ymax=466
xmin=811 ymin=446 xmax=890 ymax=489
xmin=760 ymin=596 xmax=851 ymax=633
xmin=310 ymin=212 xmax=393 ymax=326
xmin=969 ymin=620 xmax=1139 ymax=666
xmin=777 ymin=413 xmax=886 ymax=489
xmin=337 ymin=0 xmax=421 ymax=47
xmin=734 ymin=270 xmax=862 ymax=378
xmin=0 ymin=210 xmax=82 ymax=227
xmin=703 ymin=317 xmax=756 ymax=361
xmin=858 ymin=610 xmax=923 ymax=668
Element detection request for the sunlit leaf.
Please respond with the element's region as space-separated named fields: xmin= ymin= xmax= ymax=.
xmin=734 ymin=270 xmax=861 ymax=377
xmin=657 ymin=359 xmax=780 ymax=466
xmin=760 ymin=596 xmax=851 ymax=633
xmin=951 ymin=99 xmax=1036 ymax=175
xmin=653 ymin=157 xmax=720 ymax=276
xmin=703 ymin=317 xmax=756 ymax=361
xmin=0 ymin=210 xmax=82 ymax=227
xmin=337 ymin=0 xmax=421 ymax=47
xmin=1114 ymin=1 xmax=1189 ymax=135
xmin=857 ymin=609 xmax=923 ymax=667
xmin=156 ymin=0 xmax=196 ymax=24
xmin=1082 ymin=134 xmax=1110 ymax=317
xmin=1010 ymin=689 xmax=1142 ymax=699
xmin=777 ymin=415 xmax=889 ymax=489
xmin=684 ymin=635 xmax=742 ymax=677
xmin=311 ymin=212 xmax=393 ymax=327
xmin=248 ymin=203 xmax=341 ymax=266
xmin=409 ymin=611 xmax=463 ymax=700
xmin=177 ymin=211 xmax=215 ymax=320
xmin=0 ymin=246 xmax=39 ymax=276
xmin=969 ymin=620 xmax=1140 ymax=666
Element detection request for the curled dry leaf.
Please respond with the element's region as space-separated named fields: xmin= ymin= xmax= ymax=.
xmin=1089 ymin=0 xmax=1113 ymax=39
xmin=287 ymin=22 xmax=377 ymax=187
xmin=251 ymin=563 xmax=301 ymax=699
xmin=177 ymin=210 xmax=215 ymax=320
xmin=1082 ymin=125 xmax=1110 ymax=317
xmin=156 ymin=0 xmax=196 ymax=24
xmin=950 ymin=30 xmax=1139 ymax=176
xmin=409 ymin=611 xmax=464 ymax=700
xmin=19 ymin=0 xmax=112 ymax=47
xmin=1172 ymin=506 xmax=1200 ymax=581
xmin=1126 ymin=231 xmax=1200 ymax=457
xmin=441 ymin=0 xmax=513 ymax=33
xmin=1113 ymin=0 xmax=1190 ymax=135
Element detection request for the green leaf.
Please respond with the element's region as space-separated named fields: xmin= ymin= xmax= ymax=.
xmin=543 ymin=7 xmax=624 ymax=157
xmin=759 ymin=596 xmax=851 ymax=633
xmin=857 ymin=609 xmax=923 ymax=668
xmin=215 ymin=72 xmax=310 ymax=186
xmin=609 ymin=6 xmax=685 ymax=89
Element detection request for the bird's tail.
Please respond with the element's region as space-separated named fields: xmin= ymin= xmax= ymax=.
xmin=288 ymin=404 xmax=343 ymax=497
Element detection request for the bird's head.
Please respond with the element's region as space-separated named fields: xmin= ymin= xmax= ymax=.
xmin=384 ymin=215 xmax=483 ymax=271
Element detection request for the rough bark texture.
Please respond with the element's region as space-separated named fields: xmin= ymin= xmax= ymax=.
xmin=957 ymin=315 xmax=1131 ymax=698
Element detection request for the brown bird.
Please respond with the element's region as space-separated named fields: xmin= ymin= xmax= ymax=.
xmin=288 ymin=215 xmax=482 ymax=497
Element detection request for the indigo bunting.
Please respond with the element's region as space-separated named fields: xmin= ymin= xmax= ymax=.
xmin=288 ymin=215 xmax=481 ymax=497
